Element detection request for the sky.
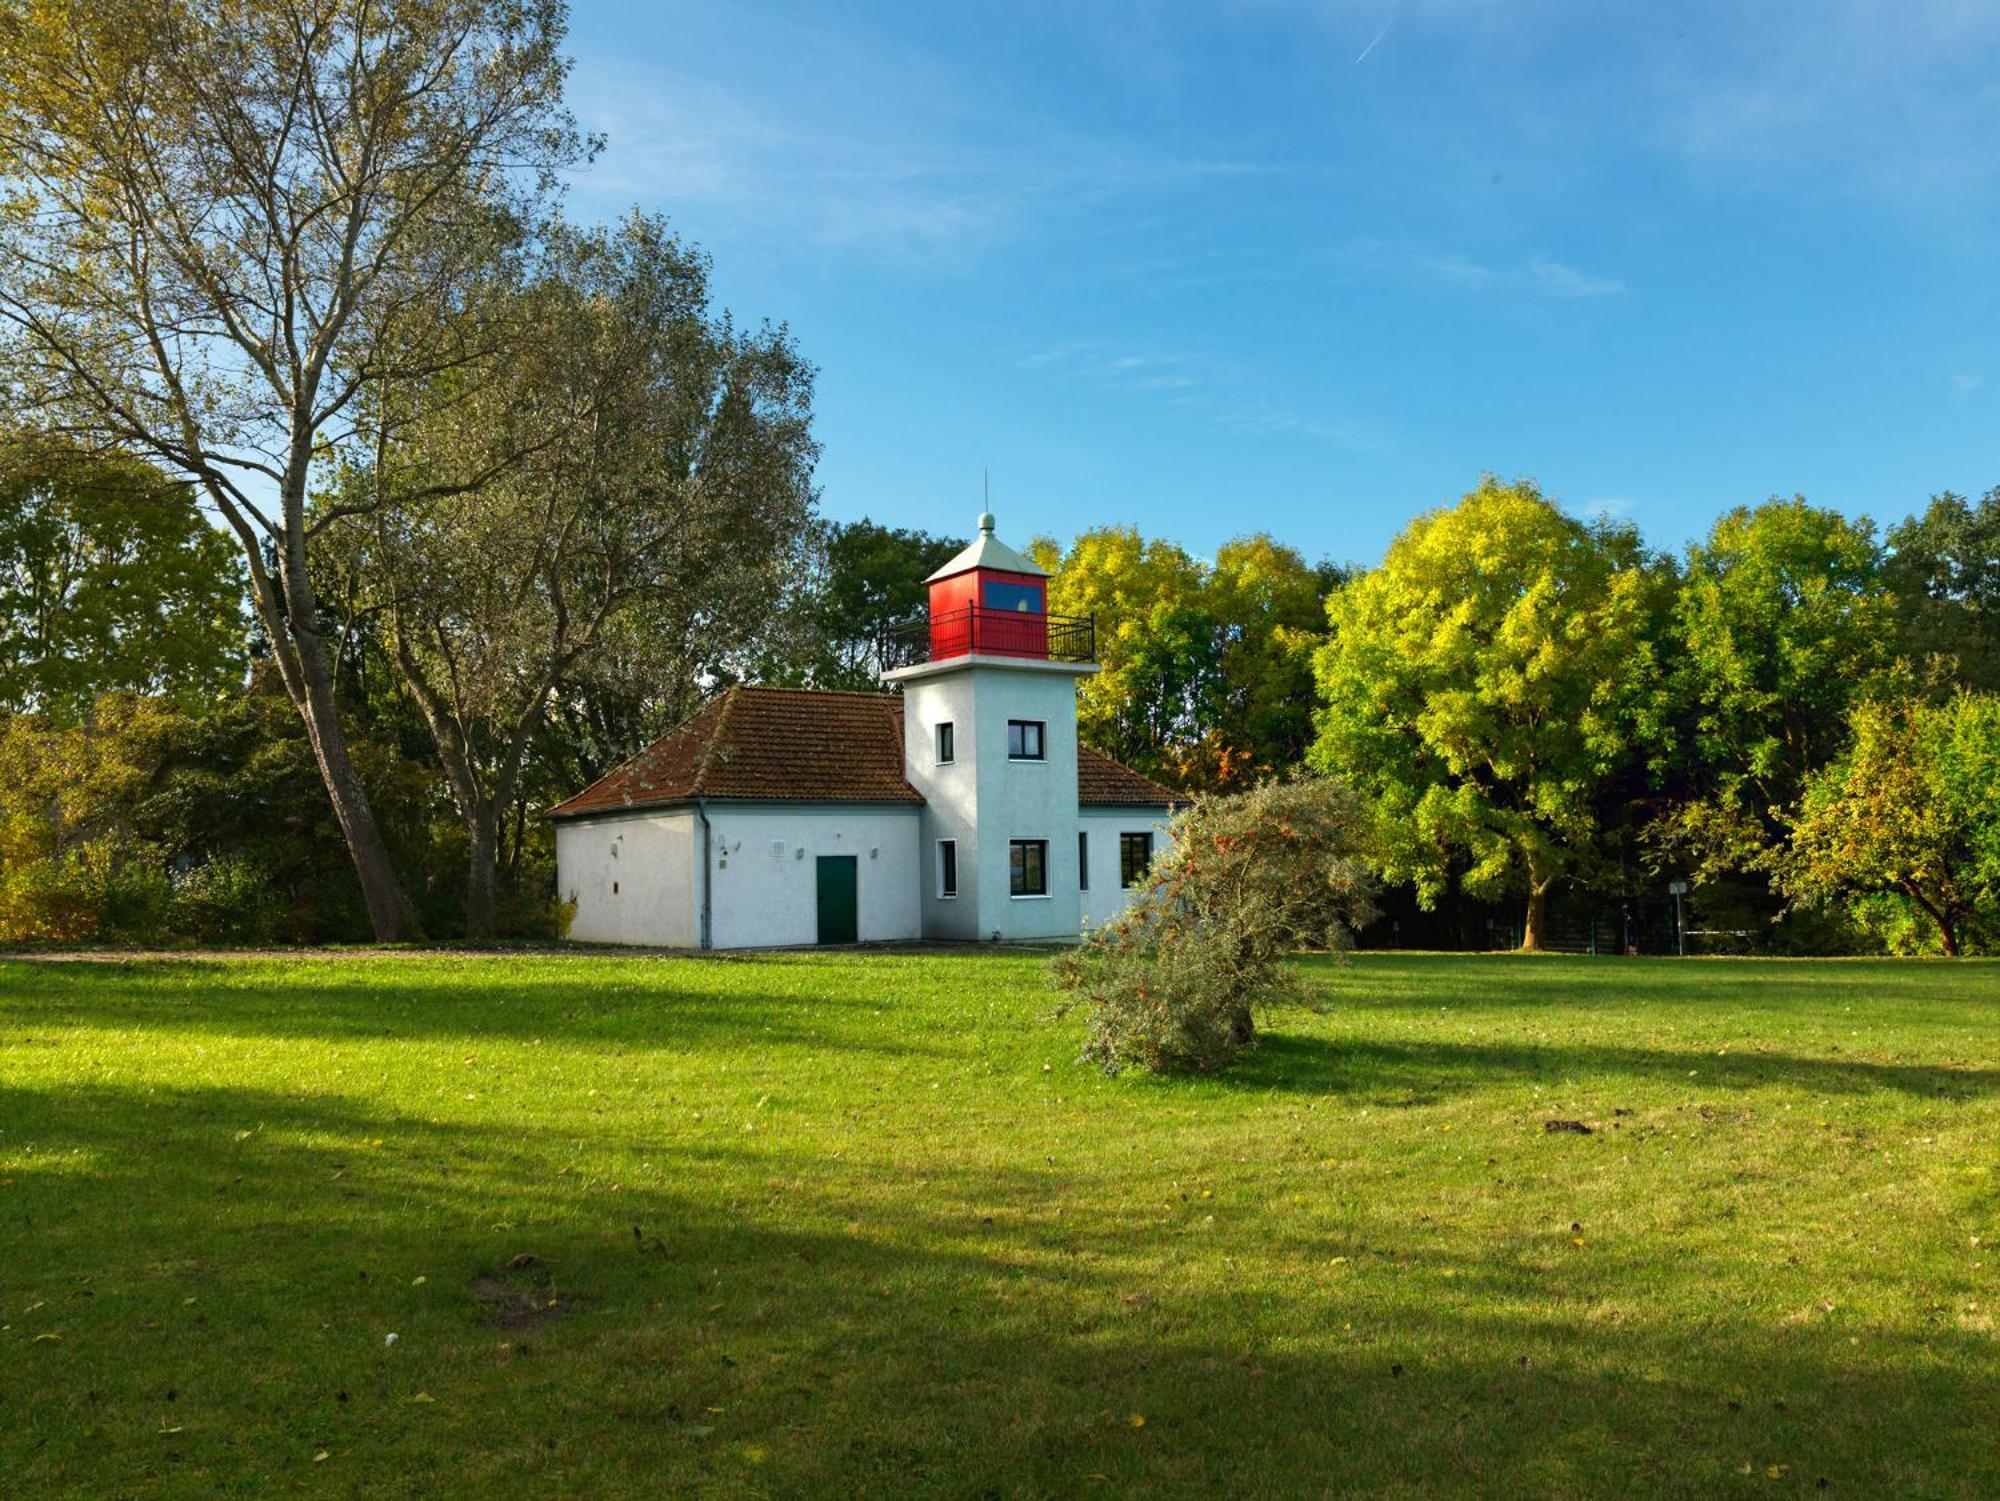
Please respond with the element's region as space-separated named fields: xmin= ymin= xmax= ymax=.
xmin=559 ymin=0 xmax=2000 ymax=567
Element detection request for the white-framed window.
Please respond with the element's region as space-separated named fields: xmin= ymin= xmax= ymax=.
xmin=1010 ymin=838 xmax=1048 ymax=897
xmin=1007 ymin=719 xmax=1045 ymax=760
xmin=937 ymin=839 xmax=958 ymax=899
xmin=1120 ymin=831 xmax=1154 ymax=889
xmin=1078 ymin=830 xmax=1089 ymax=891
xmin=936 ymin=721 xmax=955 ymax=764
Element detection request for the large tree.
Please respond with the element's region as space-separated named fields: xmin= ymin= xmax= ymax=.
xmin=764 ymin=518 xmax=960 ymax=691
xmin=1310 ymin=477 xmax=1665 ymax=950
xmin=1775 ymin=693 xmax=2000 ymax=956
xmin=327 ymin=215 xmax=819 ymax=940
xmin=0 ymin=0 xmax=587 ymax=938
xmin=1033 ymin=527 xmax=1336 ymax=788
xmin=1655 ymin=499 xmax=1897 ymax=879
xmin=0 ymin=441 xmax=245 ymax=720
xmin=1886 ymin=488 xmax=2000 ymax=692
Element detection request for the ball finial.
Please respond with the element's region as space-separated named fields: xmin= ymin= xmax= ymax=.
xmin=977 ymin=511 xmax=996 ymax=535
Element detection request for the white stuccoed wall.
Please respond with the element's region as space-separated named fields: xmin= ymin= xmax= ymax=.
xmin=896 ymin=657 xmax=1094 ymax=942
xmin=557 ymin=810 xmax=696 ymax=947
xmin=705 ymin=805 xmax=922 ymax=948
xmin=1079 ymin=806 xmax=1178 ymax=931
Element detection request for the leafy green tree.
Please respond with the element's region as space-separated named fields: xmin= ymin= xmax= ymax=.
xmin=1033 ymin=528 xmax=1336 ymax=788
xmin=1034 ymin=526 xmax=1210 ymax=781
xmin=0 ymin=443 xmax=245 ymax=720
xmin=767 ymin=519 xmax=960 ymax=690
xmin=1051 ymin=776 xmax=1375 ymax=1074
xmin=1310 ymin=477 xmax=1665 ymax=950
xmin=325 ymin=215 xmax=819 ymax=940
xmin=1656 ymin=499 xmax=1897 ymax=879
xmin=0 ymin=0 xmax=587 ymax=939
xmin=1886 ymin=488 xmax=2000 ymax=691
xmin=1774 ymin=693 xmax=2000 ymax=956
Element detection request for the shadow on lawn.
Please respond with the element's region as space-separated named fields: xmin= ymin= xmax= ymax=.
xmin=1229 ymin=1032 xmax=2000 ymax=1102
xmin=5 ymin=1076 xmax=1995 ymax=1498
xmin=0 ymin=954 xmax=967 ymax=1058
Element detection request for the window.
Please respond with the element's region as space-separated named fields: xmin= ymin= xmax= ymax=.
xmin=1007 ymin=719 xmax=1045 ymax=760
xmin=982 ymin=579 xmax=1043 ymax=613
xmin=1009 ymin=839 xmax=1048 ymax=897
xmin=937 ymin=839 xmax=958 ymax=899
xmin=936 ymin=721 xmax=955 ymax=763
xmin=1119 ymin=831 xmax=1154 ymax=889
xmin=1078 ymin=830 xmax=1089 ymax=891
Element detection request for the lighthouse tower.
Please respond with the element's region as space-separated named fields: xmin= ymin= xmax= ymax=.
xmin=882 ymin=513 xmax=1097 ymax=941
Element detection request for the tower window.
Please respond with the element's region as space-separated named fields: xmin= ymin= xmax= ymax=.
xmin=1078 ymin=830 xmax=1089 ymax=891
xmin=936 ymin=721 xmax=954 ymax=763
xmin=1120 ymin=831 xmax=1154 ymax=888
xmin=938 ymin=839 xmax=958 ymax=899
xmin=1009 ymin=839 xmax=1048 ymax=897
xmin=1007 ymin=720 xmax=1045 ymax=760
xmin=982 ymin=580 xmax=1042 ymax=613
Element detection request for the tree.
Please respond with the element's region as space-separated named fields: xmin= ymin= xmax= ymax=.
xmin=1050 ymin=776 xmax=1376 ymax=1074
xmin=1774 ymin=693 xmax=2000 ymax=956
xmin=1033 ymin=527 xmax=1338 ymax=789
xmin=1198 ymin=537 xmax=1338 ymax=786
xmin=1886 ymin=488 xmax=2000 ymax=692
xmin=764 ymin=519 xmax=960 ymax=690
xmin=1656 ymin=499 xmax=1897 ymax=879
xmin=326 ymin=215 xmax=819 ymax=940
xmin=1310 ymin=477 xmax=1665 ymax=950
xmin=0 ymin=441 xmax=245 ymax=720
xmin=1034 ymin=527 xmax=1211 ymax=781
xmin=0 ymin=0 xmax=587 ymax=938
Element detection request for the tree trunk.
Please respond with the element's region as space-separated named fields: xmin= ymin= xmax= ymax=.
xmin=291 ymin=622 xmax=417 ymax=942
xmin=465 ymin=806 xmax=500 ymax=945
xmin=1521 ymin=873 xmax=1553 ymax=953
xmin=1938 ymin=916 xmax=1960 ymax=958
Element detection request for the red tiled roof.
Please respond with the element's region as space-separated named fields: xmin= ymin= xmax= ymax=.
xmin=548 ymin=686 xmax=921 ymax=817
xmin=548 ymin=684 xmax=1178 ymax=818
xmin=1077 ymin=743 xmax=1177 ymax=807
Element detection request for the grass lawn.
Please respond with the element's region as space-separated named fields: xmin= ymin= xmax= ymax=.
xmin=1 ymin=950 xmax=1996 ymax=1498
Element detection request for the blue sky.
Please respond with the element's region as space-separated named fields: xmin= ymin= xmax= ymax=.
xmin=561 ymin=0 xmax=2000 ymax=566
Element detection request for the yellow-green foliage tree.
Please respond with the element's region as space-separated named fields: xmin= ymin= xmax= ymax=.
xmin=1656 ymin=499 xmax=1898 ymax=879
xmin=1310 ymin=477 xmax=1666 ymax=950
xmin=1033 ymin=527 xmax=1333 ymax=789
xmin=1775 ymin=693 xmax=2000 ymax=956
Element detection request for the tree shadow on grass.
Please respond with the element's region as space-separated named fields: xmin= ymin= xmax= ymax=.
xmin=1227 ymin=1032 xmax=2000 ymax=1103
xmin=4 ymin=1077 xmax=1994 ymax=1499
xmin=0 ymin=955 xmax=965 ymax=1058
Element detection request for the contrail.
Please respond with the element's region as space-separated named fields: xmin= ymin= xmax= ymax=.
xmin=1356 ymin=0 xmax=1406 ymax=63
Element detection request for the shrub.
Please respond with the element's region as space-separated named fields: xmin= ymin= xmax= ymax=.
xmin=1052 ymin=776 xmax=1377 ymax=1074
xmin=168 ymin=855 xmax=285 ymax=946
xmin=0 ymin=844 xmax=169 ymax=945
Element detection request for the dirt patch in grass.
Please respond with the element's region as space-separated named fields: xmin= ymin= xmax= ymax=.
xmin=470 ymin=1253 xmax=581 ymax=1331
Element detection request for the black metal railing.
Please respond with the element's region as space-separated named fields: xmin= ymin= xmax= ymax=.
xmin=878 ymin=609 xmax=1095 ymax=671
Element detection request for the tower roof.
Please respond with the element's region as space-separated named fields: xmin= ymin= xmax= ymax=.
xmin=924 ymin=511 xmax=1050 ymax=583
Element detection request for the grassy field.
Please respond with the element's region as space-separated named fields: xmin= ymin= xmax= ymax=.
xmin=0 ymin=950 xmax=1995 ymax=1499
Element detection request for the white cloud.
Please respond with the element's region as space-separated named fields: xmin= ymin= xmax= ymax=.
xmin=1342 ymin=240 xmax=1627 ymax=300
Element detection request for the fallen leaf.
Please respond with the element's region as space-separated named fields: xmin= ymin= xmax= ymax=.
xmin=1128 ymin=1413 xmax=1145 ymax=1428
xmin=412 ymin=1392 xmax=435 ymax=1404
xmin=313 ymin=1452 xmax=329 ymax=1463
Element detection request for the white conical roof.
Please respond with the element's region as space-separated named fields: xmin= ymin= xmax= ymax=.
xmin=925 ymin=511 xmax=1050 ymax=582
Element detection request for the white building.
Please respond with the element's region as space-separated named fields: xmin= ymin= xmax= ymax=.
xmin=550 ymin=513 xmax=1178 ymax=949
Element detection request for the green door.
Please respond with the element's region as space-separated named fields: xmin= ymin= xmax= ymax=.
xmin=815 ymin=855 xmax=858 ymax=944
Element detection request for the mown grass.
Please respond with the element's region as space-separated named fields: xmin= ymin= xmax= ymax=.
xmin=1 ymin=950 xmax=1995 ymax=1499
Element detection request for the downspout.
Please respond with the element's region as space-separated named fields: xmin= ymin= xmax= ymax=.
xmin=695 ymin=799 xmax=713 ymax=950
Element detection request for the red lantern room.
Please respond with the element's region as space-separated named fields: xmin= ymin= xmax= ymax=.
xmin=923 ymin=511 xmax=1055 ymax=660
xmin=877 ymin=512 xmax=1095 ymax=671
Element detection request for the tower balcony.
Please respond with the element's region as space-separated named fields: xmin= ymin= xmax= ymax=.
xmin=878 ymin=608 xmax=1095 ymax=672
